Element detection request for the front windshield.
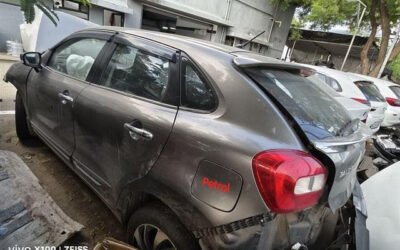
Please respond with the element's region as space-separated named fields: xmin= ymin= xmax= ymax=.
xmin=246 ymin=68 xmax=352 ymax=140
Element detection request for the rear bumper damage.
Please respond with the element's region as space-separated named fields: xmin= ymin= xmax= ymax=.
xmin=199 ymin=181 xmax=369 ymax=250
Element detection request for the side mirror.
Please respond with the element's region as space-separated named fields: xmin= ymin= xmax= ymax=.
xmin=21 ymin=52 xmax=42 ymax=71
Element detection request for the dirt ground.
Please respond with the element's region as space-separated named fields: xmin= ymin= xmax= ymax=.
xmin=0 ymin=114 xmax=125 ymax=248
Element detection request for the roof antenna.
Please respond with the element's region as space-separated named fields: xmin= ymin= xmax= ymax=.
xmin=235 ymin=30 xmax=266 ymax=49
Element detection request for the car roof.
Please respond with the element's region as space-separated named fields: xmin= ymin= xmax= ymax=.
xmin=80 ymin=27 xmax=298 ymax=69
xmin=83 ymin=26 xmax=244 ymax=53
xmin=294 ymin=64 xmax=368 ymax=99
xmin=351 ymin=73 xmax=397 ymax=87
xmin=299 ymin=65 xmax=370 ymax=83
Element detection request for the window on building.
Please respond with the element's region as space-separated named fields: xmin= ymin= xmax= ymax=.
xmin=104 ymin=9 xmax=124 ymax=26
xmin=141 ymin=8 xmax=214 ymax=40
xmin=57 ymin=0 xmax=89 ymax=20
xmin=224 ymin=36 xmax=234 ymax=46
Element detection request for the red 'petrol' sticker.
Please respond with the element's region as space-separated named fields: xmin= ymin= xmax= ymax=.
xmin=202 ymin=177 xmax=230 ymax=192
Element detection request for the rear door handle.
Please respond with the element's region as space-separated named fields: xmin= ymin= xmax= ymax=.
xmin=124 ymin=122 xmax=153 ymax=141
xmin=58 ymin=92 xmax=74 ymax=104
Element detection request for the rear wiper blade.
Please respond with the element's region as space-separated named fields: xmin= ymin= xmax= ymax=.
xmin=338 ymin=118 xmax=360 ymax=137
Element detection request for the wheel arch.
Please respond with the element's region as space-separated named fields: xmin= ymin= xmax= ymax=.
xmin=4 ymin=62 xmax=33 ymax=115
xmin=117 ymin=177 xmax=212 ymax=233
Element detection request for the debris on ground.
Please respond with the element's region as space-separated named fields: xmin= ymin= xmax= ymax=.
xmin=93 ymin=238 xmax=137 ymax=250
xmin=0 ymin=150 xmax=83 ymax=248
xmin=358 ymin=156 xmax=379 ymax=181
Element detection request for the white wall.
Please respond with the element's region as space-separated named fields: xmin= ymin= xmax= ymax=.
xmin=0 ymin=3 xmax=24 ymax=52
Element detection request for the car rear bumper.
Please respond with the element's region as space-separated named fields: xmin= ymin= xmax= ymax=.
xmin=366 ymin=113 xmax=385 ymax=133
xmin=202 ymin=192 xmax=368 ymax=250
xmin=381 ymin=107 xmax=400 ymax=127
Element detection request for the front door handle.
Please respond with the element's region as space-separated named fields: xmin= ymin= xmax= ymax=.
xmin=124 ymin=123 xmax=153 ymax=141
xmin=58 ymin=92 xmax=74 ymax=104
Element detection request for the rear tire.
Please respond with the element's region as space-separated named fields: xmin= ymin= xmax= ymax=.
xmin=126 ymin=202 xmax=200 ymax=250
xmin=15 ymin=92 xmax=34 ymax=143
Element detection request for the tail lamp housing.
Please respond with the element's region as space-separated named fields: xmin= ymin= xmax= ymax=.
xmin=252 ymin=150 xmax=327 ymax=213
xmin=386 ymin=97 xmax=400 ymax=107
xmin=351 ymin=98 xmax=371 ymax=106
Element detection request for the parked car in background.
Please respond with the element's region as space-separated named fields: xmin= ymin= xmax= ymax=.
xmin=301 ymin=65 xmax=386 ymax=133
xmin=361 ymin=161 xmax=400 ymax=250
xmin=5 ymin=27 xmax=369 ymax=249
xmin=351 ymin=73 xmax=400 ymax=128
xmin=306 ymin=72 xmax=370 ymax=122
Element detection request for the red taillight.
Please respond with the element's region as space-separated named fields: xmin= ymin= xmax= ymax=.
xmin=300 ymin=69 xmax=313 ymax=77
xmin=252 ymin=150 xmax=327 ymax=213
xmin=386 ymin=97 xmax=400 ymax=107
xmin=351 ymin=98 xmax=371 ymax=106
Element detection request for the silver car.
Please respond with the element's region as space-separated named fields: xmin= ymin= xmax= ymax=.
xmin=5 ymin=27 xmax=369 ymax=249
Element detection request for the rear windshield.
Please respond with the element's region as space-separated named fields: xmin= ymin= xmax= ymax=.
xmin=354 ymin=81 xmax=385 ymax=102
xmin=246 ymin=68 xmax=351 ymax=140
xmin=389 ymin=86 xmax=400 ymax=98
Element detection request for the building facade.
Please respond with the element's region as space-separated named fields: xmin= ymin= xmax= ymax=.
xmin=285 ymin=29 xmax=378 ymax=73
xmin=0 ymin=0 xmax=295 ymax=58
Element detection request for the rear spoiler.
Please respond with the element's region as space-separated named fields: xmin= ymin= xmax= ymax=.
xmin=233 ymin=57 xmax=313 ymax=72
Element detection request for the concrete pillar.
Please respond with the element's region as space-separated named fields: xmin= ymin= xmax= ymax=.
xmin=89 ymin=5 xmax=104 ymax=25
xmin=212 ymin=25 xmax=227 ymax=44
xmin=124 ymin=0 xmax=143 ymax=28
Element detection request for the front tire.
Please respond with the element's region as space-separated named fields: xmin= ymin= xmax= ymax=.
xmin=15 ymin=92 xmax=34 ymax=143
xmin=126 ymin=202 xmax=200 ymax=250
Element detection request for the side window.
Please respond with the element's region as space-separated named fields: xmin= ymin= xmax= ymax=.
xmin=182 ymin=59 xmax=216 ymax=110
xmin=98 ymin=44 xmax=170 ymax=102
xmin=48 ymin=38 xmax=106 ymax=80
xmin=315 ymin=73 xmax=326 ymax=82
xmin=327 ymin=77 xmax=342 ymax=92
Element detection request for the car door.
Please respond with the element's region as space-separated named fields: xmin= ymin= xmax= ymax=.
xmin=26 ymin=35 xmax=109 ymax=161
xmin=72 ymin=34 xmax=179 ymax=203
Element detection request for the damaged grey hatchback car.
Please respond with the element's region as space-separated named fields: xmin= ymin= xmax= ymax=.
xmin=5 ymin=27 xmax=369 ymax=249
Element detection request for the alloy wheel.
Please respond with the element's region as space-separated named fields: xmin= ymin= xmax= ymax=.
xmin=133 ymin=224 xmax=177 ymax=250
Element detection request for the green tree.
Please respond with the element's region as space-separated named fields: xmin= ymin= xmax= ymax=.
xmin=282 ymin=0 xmax=400 ymax=76
xmin=388 ymin=54 xmax=400 ymax=81
xmin=289 ymin=18 xmax=304 ymax=41
xmin=20 ymin=0 xmax=90 ymax=26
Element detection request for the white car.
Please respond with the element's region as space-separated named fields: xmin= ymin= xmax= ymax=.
xmin=306 ymin=73 xmax=370 ymax=122
xmin=361 ymin=161 xmax=400 ymax=250
xmin=302 ymin=65 xmax=387 ymax=133
xmin=352 ymin=73 xmax=400 ymax=127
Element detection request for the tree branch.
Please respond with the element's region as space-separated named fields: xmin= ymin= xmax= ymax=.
xmin=361 ymin=0 xmax=378 ymax=75
xmin=369 ymin=0 xmax=391 ymax=77
xmin=389 ymin=41 xmax=400 ymax=62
